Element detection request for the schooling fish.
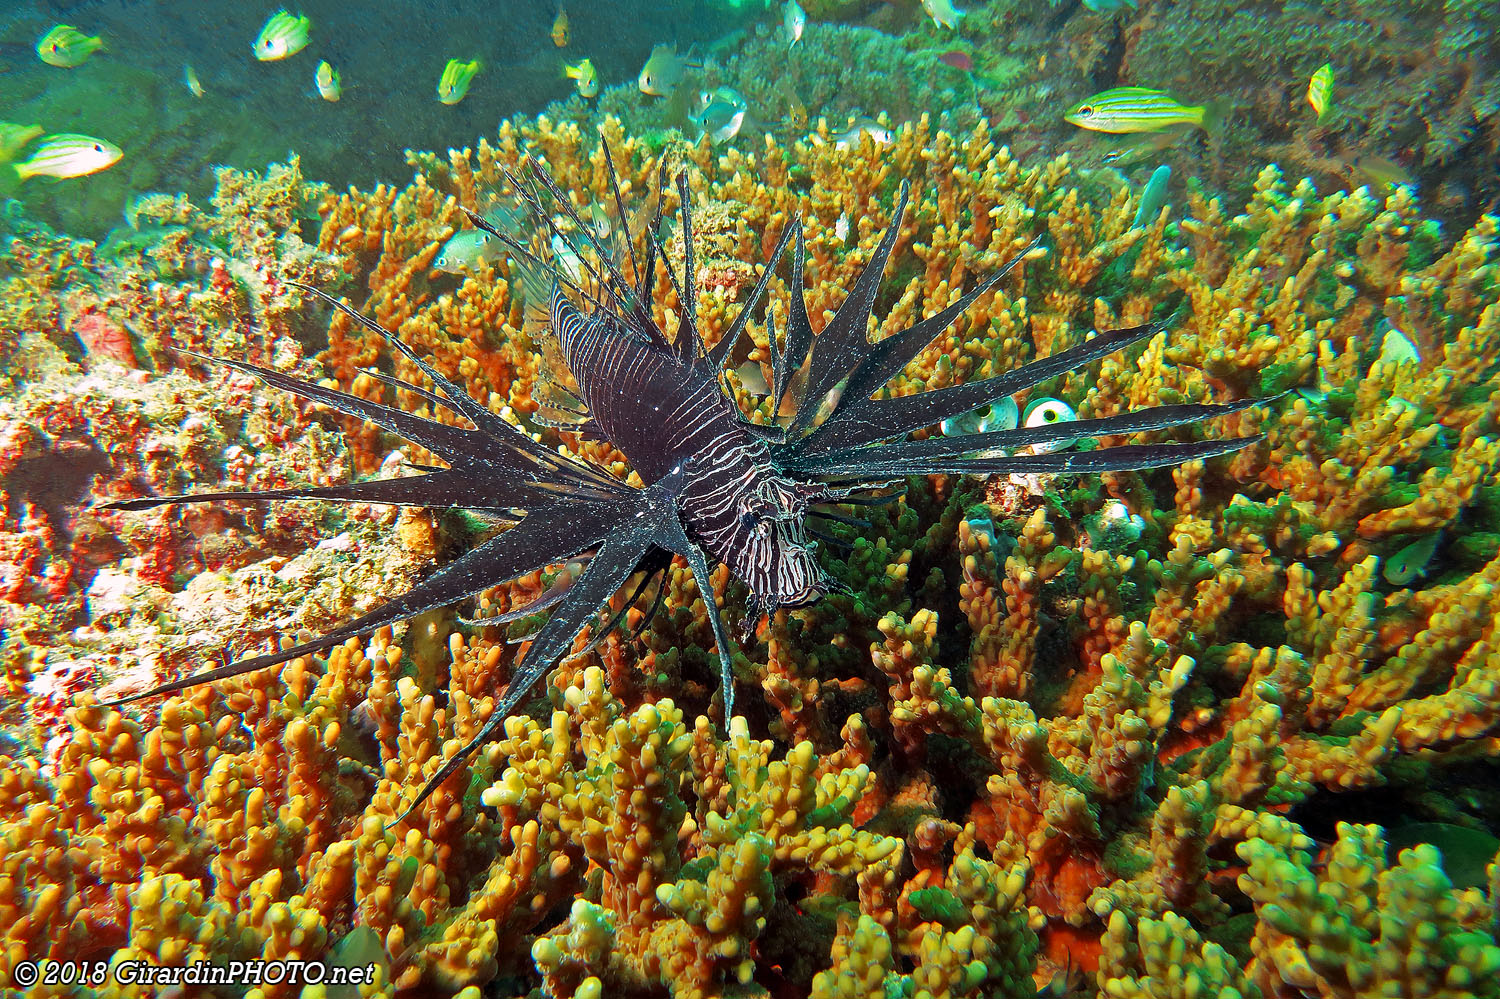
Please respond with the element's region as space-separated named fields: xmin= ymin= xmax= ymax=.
xmin=36 ymin=25 xmax=104 ymax=68
xmin=316 ymin=60 xmax=341 ymax=101
xmin=1307 ymin=62 xmax=1333 ymax=121
xmin=1130 ymin=164 xmax=1171 ymax=229
xmin=183 ymin=64 xmax=205 ymax=97
xmin=1346 ymin=153 xmax=1415 ymax=194
xmin=438 ymin=58 xmax=483 ymax=104
xmin=564 ymin=57 xmax=598 ymax=98
xmin=11 ymin=133 xmax=121 ymax=180
xmin=552 ymin=7 xmax=570 ymax=47
xmin=783 ymin=0 xmax=806 ymax=46
xmin=690 ymin=86 xmax=749 ymax=144
xmin=434 ymin=229 xmax=504 ymax=275
xmin=830 ymin=116 xmax=894 ymax=151
xmin=921 ymin=0 xmax=964 ymax=29
xmin=637 ymin=44 xmax=698 ymax=97
xmin=253 ymin=10 xmax=311 ymax=61
xmin=1065 ymin=87 xmax=1223 ymax=134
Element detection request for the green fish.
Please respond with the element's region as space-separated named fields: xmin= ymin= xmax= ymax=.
xmin=1383 ymin=532 xmax=1440 ymax=585
xmin=36 ymin=24 xmax=104 ymax=68
xmin=253 ymin=10 xmax=311 ymax=61
xmin=1130 ymin=164 xmax=1171 ymax=229
xmin=1022 ymin=397 xmax=1079 ymax=453
xmin=564 ymin=58 xmax=598 ymax=98
xmin=1065 ymin=87 xmax=1224 ymax=134
xmin=1386 ymin=823 xmax=1500 ymax=890
xmin=11 ymin=133 xmax=121 ymax=180
xmin=438 ymin=58 xmax=482 ymax=104
xmin=689 ymin=86 xmax=748 ymax=144
xmin=433 ymin=229 xmax=504 ymax=274
xmin=316 ymin=60 xmax=341 ymax=101
xmin=637 ymin=44 xmax=698 ymax=97
xmin=1308 ymin=62 xmax=1334 ymax=121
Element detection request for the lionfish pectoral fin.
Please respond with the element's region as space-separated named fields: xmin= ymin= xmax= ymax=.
xmin=792 ymin=398 xmax=1265 ymax=471
xmin=99 ymin=497 xmax=639 ymax=709
xmin=170 ymin=347 xmax=485 ymax=466
xmin=651 ymin=511 xmax=736 ymax=724
xmin=288 ymin=283 xmax=513 ymax=440
xmin=793 ymin=317 xmax=1160 ymax=456
xmin=388 ymin=520 xmax=660 ymax=826
xmin=809 ymin=435 xmax=1264 ymax=480
xmin=100 ymin=469 xmax=527 ymax=515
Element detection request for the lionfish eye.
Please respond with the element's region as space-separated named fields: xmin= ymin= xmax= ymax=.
xmin=739 ymin=510 xmax=760 ymax=531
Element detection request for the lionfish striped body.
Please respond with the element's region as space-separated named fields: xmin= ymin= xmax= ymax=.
xmin=101 ymin=144 xmax=1261 ymax=818
xmin=552 ymin=287 xmax=827 ymax=616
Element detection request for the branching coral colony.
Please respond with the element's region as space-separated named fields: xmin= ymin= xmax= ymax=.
xmin=0 ymin=116 xmax=1497 ymax=997
xmin=93 ymin=139 xmax=1258 ymax=818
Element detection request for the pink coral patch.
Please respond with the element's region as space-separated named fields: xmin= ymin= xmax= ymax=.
xmin=72 ymin=310 xmax=140 ymax=368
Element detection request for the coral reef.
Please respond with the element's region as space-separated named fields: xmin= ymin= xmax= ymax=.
xmin=1 ymin=113 xmax=1499 ymax=997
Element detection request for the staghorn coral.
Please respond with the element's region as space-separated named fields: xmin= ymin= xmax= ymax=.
xmin=0 ymin=114 xmax=1496 ymax=997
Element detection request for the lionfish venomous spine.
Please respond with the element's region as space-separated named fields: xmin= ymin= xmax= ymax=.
xmin=102 ymin=144 xmax=1261 ymax=818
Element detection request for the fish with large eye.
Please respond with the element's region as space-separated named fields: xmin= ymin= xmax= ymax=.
xmin=1022 ymin=397 xmax=1079 ymax=453
xmin=252 ymin=9 xmax=311 ymax=61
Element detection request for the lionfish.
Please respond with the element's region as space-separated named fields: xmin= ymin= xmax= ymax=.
xmin=102 ymin=145 xmax=1259 ymax=817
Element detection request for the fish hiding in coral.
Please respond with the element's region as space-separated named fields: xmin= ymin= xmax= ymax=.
xmin=100 ymin=145 xmax=1260 ymax=816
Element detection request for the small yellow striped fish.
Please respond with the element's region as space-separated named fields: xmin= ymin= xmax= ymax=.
xmin=1307 ymin=63 xmax=1333 ymax=121
xmin=184 ymin=64 xmax=205 ymax=97
xmin=253 ymin=10 xmax=311 ymax=61
xmin=1065 ymin=87 xmax=1223 ymax=134
xmin=438 ymin=58 xmax=482 ymax=104
xmin=36 ymin=25 xmax=104 ymax=68
xmin=12 ymin=134 xmax=121 ymax=180
xmin=316 ymin=60 xmax=341 ymax=101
